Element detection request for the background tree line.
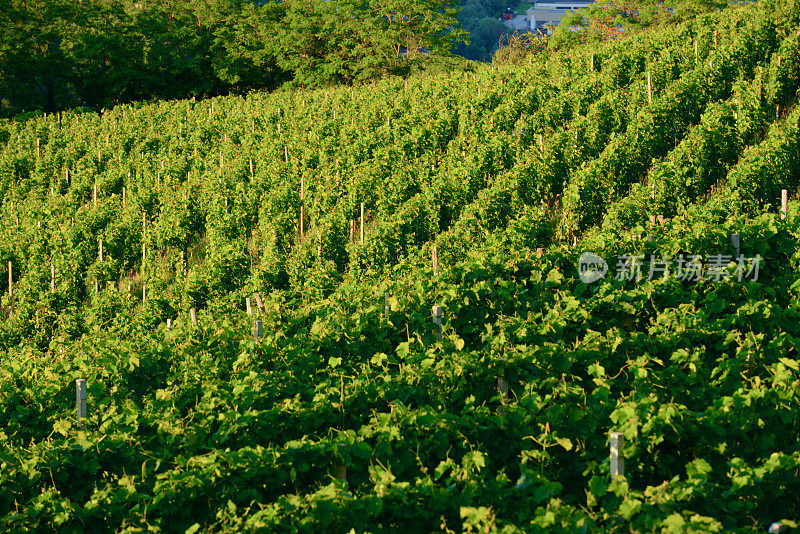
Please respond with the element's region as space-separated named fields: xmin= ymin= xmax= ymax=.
xmin=0 ymin=0 xmax=467 ymax=117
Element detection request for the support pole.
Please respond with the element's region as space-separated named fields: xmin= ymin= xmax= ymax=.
xmin=76 ymin=379 xmax=87 ymax=428
xmin=781 ymin=189 xmax=788 ymax=219
xmin=360 ymin=202 xmax=365 ymax=244
xmin=610 ymin=432 xmax=624 ymax=479
xmin=432 ymin=306 xmax=443 ymax=340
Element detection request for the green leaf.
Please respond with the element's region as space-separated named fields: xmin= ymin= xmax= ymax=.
xmin=370 ymin=353 xmax=388 ymax=366
xmin=555 ymin=437 xmax=573 ymax=451
xmin=328 ymin=357 xmax=342 ymax=368
xmin=396 ymin=342 xmax=410 ymax=360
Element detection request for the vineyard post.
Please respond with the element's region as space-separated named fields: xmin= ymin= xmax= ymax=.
xmin=590 ymin=53 xmax=594 ymax=71
xmin=76 ymin=379 xmax=87 ymax=428
xmin=190 ymin=308 xmax=198 ymax=327
xmin=300 ymin=206 xmax=304 ymax=236
xmin=254 ymin=293 xmax=265 ymax=312
xmin=36 ymin=138 xmax=40 ymax=158
xmin=249 ymin=159 xmax=254 ymax=178
xmin=93 ymin=184 xmax=97 ymax=207
xmin=694 ymin=39 xmax=698 ymax=64
xmin=384 ymin=292 xmax=390 ymax=321
xmin=122 ymin=186 xmax=126 ymax=206
xmin=647 ymin=71 xmax=652 ymax=104
xmin=781 ymin=189 xmax=788 ymax=219
xmin=254 ymin=320 xmax=263 ymax=342
xmin=432 ymin=245 xmax=439 ymax=276
xmin=610 ymin=432 xmax=624 ymax=479
xmin=360 ymin=203 xmax=365 ymax=244
xmin=657 ymin=214 xmax=665 ymax=227
xmin=731 ymin=234 xmax=740 ymax=257
xmin=334 ymin=463 xmax=347 ymax=482
xmin=99 ymin=238 xmax=103 ymax=262
xmin=7 ymin=260 xmax=12 ymax=297
xmin=166 ymin=318 xmax=172 ymax=331
xmin=432 ymin=306 xmax=443 ymax=340
xmin=498 ymin=377 xmax=508 ymax=416
xmin=246 ymin=298 xmax=252 ymax=315
xmin=51 ymin=263 xmax=55 ymax=293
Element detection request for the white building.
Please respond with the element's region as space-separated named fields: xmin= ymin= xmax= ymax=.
xmin=526 ymin=1 xmax=595 ymax=32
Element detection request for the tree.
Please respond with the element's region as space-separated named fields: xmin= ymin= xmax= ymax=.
xmin=274 ymin=0 xmax=468 ymax=86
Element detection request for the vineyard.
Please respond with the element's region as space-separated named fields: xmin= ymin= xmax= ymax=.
xmin=1 ymin=0 xmax=800 ymax=531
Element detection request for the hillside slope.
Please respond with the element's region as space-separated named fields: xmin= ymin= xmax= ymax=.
xmin=1 ymin=1 xmax=800 ymax=531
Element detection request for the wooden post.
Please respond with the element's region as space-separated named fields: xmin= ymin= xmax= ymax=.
xmin=166 ymin=318 xmax=172 ymax=331
xmin=300 ymin=206 xmax=304 ymax=236
xmin=51 ymin=263 xmax=55 ymax=293
xmin=246 ymin=297 xmax=252 ymax=315
xmin=254 ymin=293 xmax=264 ymax=312
xmin=589 ymin=53 xmax=594 ymax=71
xmin=334 ymin=463 xmax=347 ymax=482
xmin=190 ymin=308 xmax=197 ymax=327
xmin=731 ymin=233 xmax=740 ymax=257
xmin=254 ymin=320 xmax=263 ymax=342
xmin=610 ymin=432 xmax=624 ymax=479
xmin=694 ymin=39 xmax=698 ymax=63
xmin=781 ymin=189 xmax=788 ymax=219
xmin=713 ymin=29 xmax=717 ymax=48
xmin=99 ymin=238 xmax=103 ymax=262
xmin=142 ymin=283 xmax=146 ymax=302
xmin=384 ymin=292 xmax=390 ymax=320
xmin=360 ymin=203 xmax=365 ymax=244
xmin=76 ymin=379 xmax=87 ymax=428
xmin=36 ymin=138 xmax=40 ymax=158
xmin=498 ymin=377 xmax=508 ymax=406
xmin=432 ymin=306 xmax=443 ymax=340
xmin=93 ymin=184 xmax=97 ymax=206
xmin=657 ymin=214 xmax=665 ymax=227
xmin=432 ymin=245 xmax=439 ymax=276
xmin=7 ymin=260 xmax=11 ymax=297
xmin=647 ymin=71 xmax=652 ymax=104
xmin=122 ymin=186 xmax=126 ymax=206
xmin=249 ymin=158 xmax=254 ymax=178
xmin=180 ymin=251 xmax=185 ymax=274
